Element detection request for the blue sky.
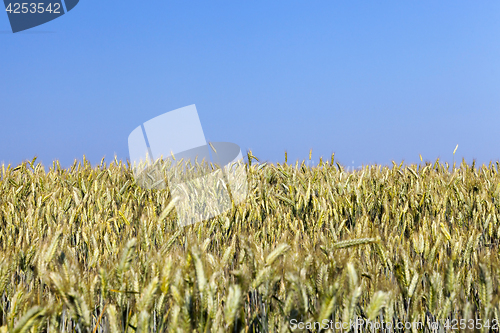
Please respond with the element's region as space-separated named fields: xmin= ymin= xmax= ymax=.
xmin=1 ymin=1 xmax=499 ymax=168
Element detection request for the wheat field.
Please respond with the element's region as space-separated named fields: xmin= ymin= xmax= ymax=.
xmin=0 ymin=153 xmax=499 ymax=332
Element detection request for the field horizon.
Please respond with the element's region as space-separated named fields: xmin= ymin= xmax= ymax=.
xmin=0 ymin=155 xmax=499 ymax=332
